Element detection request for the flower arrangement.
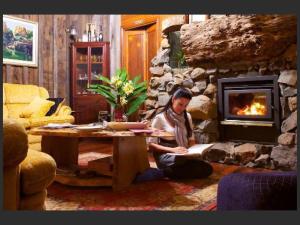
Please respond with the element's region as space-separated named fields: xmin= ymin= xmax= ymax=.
xmin=88 ymin=69 xmax=147 ymax=119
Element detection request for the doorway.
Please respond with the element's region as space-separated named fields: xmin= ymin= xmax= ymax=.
xmin=122 ymin=23 xmax=159 ymax=83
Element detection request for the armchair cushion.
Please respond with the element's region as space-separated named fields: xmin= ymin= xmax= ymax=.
xmin=20 ymin=149 xmax=56 ymax=195
xmin=29 ymin=115 xmax=75 ymax=128
xmin=20 ymin=97 xmax=54 ymax=118
xmin=4 ymin=83 xmax=41 ymax=104
xmin=45 ymin=98 xmax=65 ymax=116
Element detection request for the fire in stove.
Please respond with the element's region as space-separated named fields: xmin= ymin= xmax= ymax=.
xmin=229 ymin=93 xmax=267 ymax=116
xmin=236 ymin=101 xmax=266 ymax=116
xmin=218 ymin=75 xmax=280 ymax=143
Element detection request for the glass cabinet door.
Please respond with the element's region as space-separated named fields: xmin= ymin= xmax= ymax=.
xmin=90 ymin=47 xmax=104 ymax=87
xmin=75 ymin=48 xmax=89 ymax=94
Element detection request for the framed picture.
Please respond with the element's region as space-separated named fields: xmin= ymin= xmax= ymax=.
xmin=3 ymin=15 xmax=38 ymax=67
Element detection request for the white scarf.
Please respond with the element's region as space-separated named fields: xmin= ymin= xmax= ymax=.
xmin=166 ymin=107 xmax=189 ymax=148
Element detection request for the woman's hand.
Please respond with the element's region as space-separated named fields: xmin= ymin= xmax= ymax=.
xmin=172 ymin=146 xmax=188 ymax=154
xmin=141 ymin=120 xmax=150 ymax=128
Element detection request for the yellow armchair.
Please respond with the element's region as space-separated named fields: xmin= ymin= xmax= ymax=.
xmin=3 ymin=83 xmax=75 ymax=151
xmin=3 ymin=119 xmax=56 ymax=210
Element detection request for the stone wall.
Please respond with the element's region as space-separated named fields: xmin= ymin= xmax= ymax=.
xmin=145 ymin=15 xmax=297 ymax=170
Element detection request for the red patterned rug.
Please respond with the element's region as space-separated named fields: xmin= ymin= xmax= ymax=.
xmin=45 ymin=163 xmax=253 ymax=211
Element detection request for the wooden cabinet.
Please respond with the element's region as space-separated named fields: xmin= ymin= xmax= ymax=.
xmin=70 ymin=42 xmax=110 ymax=124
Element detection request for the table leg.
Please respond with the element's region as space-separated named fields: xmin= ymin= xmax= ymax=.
xmin=112 ymin=136 xmax=150 ymax=191
xmin=41 ymin=136 xmax=79 ymax=169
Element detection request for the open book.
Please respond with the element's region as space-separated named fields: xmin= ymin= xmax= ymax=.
xmin=166 ymin=144 xmax=214 ymax=158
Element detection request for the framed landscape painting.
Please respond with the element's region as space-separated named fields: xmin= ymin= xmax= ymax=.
xmin=3 ymin=15 xmax=38 ymax=67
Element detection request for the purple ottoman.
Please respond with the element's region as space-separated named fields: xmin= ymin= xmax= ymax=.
xmin=217 ymin=171 xmax=297 ymax=210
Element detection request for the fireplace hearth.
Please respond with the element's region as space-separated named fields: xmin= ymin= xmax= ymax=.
xmin=218 ymin=75 xmax=280 ymax=143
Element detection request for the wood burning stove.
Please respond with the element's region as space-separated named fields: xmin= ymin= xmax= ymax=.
xmin=218 ymin=75 xmax=280 ymax=143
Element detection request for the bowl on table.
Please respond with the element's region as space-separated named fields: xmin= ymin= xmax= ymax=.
xmin=106 ymin=122 xmax=147 ymax=131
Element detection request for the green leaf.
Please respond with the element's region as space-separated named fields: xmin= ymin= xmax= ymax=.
xmin=119 ymin=68 xmax=127 ymax=82
xmin=126 ymin=93 xmax=147 ymax=116
xmin=89 ymin=84 xmax=98 ymax=89
xmin=97 ymin=84 xmax=113 ymax=91
xmin=132 ymin=75 xmax=141 ymax=85
xmin=127 ymin=86 xmax=147 ymax=102
xmin=134 ymin=81 xmax=147 ymax=90
xmin=98 ymin=87 xmax=116 ymax=100
xmin=99 ymin=76 xmax=111 ymax=85
xmin=89 ymin=86 xmax=116 ymax=106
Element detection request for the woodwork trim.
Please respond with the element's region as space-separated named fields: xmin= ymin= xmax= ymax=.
xmin=121 ymin=15 xmax=159 ymax=30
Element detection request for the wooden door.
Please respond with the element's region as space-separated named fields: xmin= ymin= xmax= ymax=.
xmin=123 ymin=30 xmax=146 ymax=81
xmin=122 ymin=23 xmax=158 ymax=83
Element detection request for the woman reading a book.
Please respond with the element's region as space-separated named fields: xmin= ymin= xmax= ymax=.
xmin=145 ymin=88 xmax=213 ymax=180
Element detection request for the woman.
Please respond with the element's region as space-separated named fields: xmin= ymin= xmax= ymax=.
xmin=147 ymin=88 xmax=213 ymax=180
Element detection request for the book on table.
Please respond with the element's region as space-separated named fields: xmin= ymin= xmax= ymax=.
xmin=166 ymin=144 xmax=214 ymax=158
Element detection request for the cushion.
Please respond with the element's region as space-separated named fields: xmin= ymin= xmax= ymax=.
xmin=38 ymin=87 xmax=50 ymax=99
xmin=20 ymin=149 xmax=56 ymax=195
xmin=45 ymin=98 xmax=65 ymax=116
xmin=6 ymin=103 xmax=28 ymax=119
xmin=29 ymin=115 xmax=75 ymax=128
xmin=217 ymin=171 xmax=297 ymax=210
xmin=20 ymin=97 xmax=54 ymax=118
xmin=4 ymin=83 xmax=41 ymax=104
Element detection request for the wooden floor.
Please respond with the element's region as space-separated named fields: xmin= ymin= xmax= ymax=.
xmin=78 ymin=138 xmax=271 ymax=173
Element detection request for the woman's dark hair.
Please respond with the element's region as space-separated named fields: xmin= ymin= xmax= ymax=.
xmin=162 ymin=88 xmax=193 ymax=138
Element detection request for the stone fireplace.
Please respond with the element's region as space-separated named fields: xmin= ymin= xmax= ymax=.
xmin=145 ymin=15 xmax=297 ymax=170
xmin=218 ymin=75 xmax=280 ymax=143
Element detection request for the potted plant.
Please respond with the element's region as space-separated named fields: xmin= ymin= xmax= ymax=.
xmin=88 ymin=69 xmax=147 ymax=122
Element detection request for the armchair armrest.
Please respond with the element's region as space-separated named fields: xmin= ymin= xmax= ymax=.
xmin=57 ymin=105 xmax=73 ymax=116
xmin=3 ymin=119 xmax=28 ymax=167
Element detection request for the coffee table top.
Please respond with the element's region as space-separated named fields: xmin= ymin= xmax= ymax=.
xmin=30 ymin=127 xmax=174 ymax=138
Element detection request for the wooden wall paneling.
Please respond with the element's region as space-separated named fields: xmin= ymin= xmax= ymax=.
xmin=28 ymin=15 xmax=39 ymax=85
xmin=11 ymin=66 xmax=22 ymax=84
xmin=53 ymin=16 xmax=58 ymax=97
xmin=5 ymin=66 xmax=12 ymax=83
xmin=109 ymin=15 xmax=121 ymax=77
xmin=3 ymin=65 xmax=7 ymax=83
xmin=23 ymin=67 xmax=29 ymax=84
xmin=41 ymin=15 xmax=54 ymax=97
xmin=54 ymin=15 xmax=68 ymax=101
xmin=2 ymin=14 xmax=111 ymax=103
xmin=65 ymin=15 xmax=71 ymax=105
xmin=19 ymin=15 xmax=29 ymax=84
xmin=103 ymin=15 xmax=110 ymax=42
xmin=38 ymin=15 xmax=44 ymax=87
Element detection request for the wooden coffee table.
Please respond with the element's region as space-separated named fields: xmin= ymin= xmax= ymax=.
xmin=30 ymin=127 xmax=173 ymax=191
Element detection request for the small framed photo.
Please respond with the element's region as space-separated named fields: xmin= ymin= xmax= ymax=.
xmin=3 ymin=15 xmax=38 ymax=67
